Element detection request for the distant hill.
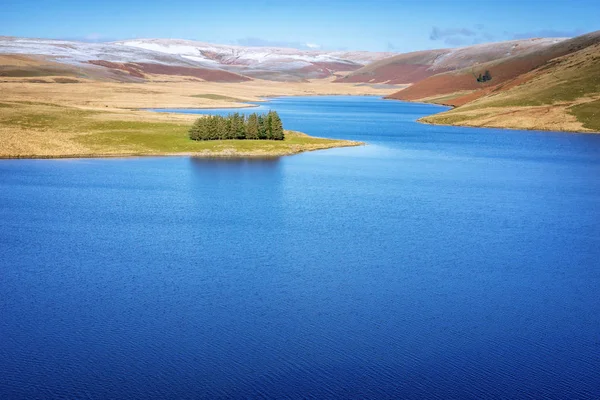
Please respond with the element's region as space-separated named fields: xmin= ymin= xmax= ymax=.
xmin=116 ymin=39 xmax=394 ymax=81
xmin=387 ymin=31 xmax=600 ymax=132
xmin=3 ymin=34 xmax=598 ymax=133
xmin=0 ymin=37 xmax=393 ymax=82
xmin=335 ymin=38 xmax=564 ymax=84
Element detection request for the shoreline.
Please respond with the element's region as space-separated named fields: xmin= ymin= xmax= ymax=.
xmin=0 ymin=141 xmax=364 ymax=161
xmin=2 ymin=89 xmax=382 ymax=160
xmin=140 ymin=103 xmax=261 ymax=111
xmin=383 ymin=96 xmax=598 ymax=134
xmin=416 ymin=112 xmax=599 ymax=134
xmin=0 ymin=77 xmax=402 ymax=161
xmin=416 ymin=116 xmax=598 ymax=134
xmin=5 ymin=93 xmax=595 ymax=161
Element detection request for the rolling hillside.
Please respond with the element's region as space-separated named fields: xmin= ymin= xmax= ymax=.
xmin=335 ymin=38 xmax=564 ymax=84
xmin=388 ymin=31 xmax=600 ymax=104
xmin=404 ymin=31 xmax=600 ymax=132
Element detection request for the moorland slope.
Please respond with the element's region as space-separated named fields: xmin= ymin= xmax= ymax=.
xmin=387 ymin=31 xmax=600 ymax=132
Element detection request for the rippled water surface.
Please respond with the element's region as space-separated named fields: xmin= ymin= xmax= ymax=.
xmin=2 ymin=96 xmax=600 ymax=399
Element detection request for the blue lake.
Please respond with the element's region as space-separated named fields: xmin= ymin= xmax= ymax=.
xmin=2 ymin=96 xmax=600 ymax=398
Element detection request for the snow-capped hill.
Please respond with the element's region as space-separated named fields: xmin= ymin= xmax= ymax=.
xmin=0 ymin=36 xmax=252 ymax=82
xmin=2 ymin=35 xmax=571 ymax=84
xmin=0 ymin=36 xmax=392 ymax=82
xmin=115 ymin=39 xmax=394 ymax=74
xmin=0 ymin=37 xmax=196 ymax=66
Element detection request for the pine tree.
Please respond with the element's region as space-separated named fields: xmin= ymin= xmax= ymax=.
xmin=190 ymin=112 xmax=285 ymax=141
xmin=246 ymin=113 xmax=259 ymax=139
xmin=483 ymin=70 xmax=492 ymax=82
xmin=233 ymin=113 xmax=246 ymax=139
xmin=200 ymin=118 xmax=209 ymax=140
xmin=265 ymin=111 xmax=274 ymax=140
xmin=269 ymin=111 xmax=284 ymax=140
xmin=208 ymin=116 xmax=221 ymax=140
xmin=257 ymin=115 xmax=267 ymax=139
xmin=221 ymin=115 xmax=235 ymax=140
xmin=189 ymin=118 xmax=201 ymax=140
xmin=215 ymin=116 xmax=227 ymax=140
xmin=189 ymin=117 xmax=210 ymax=140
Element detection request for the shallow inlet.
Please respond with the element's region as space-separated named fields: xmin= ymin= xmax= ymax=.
xmin=2 ymin=96 xmax=600 ymax=399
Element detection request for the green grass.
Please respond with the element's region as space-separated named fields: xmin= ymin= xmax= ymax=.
xmin=0 ymin=106 xmax=95 ymax=131
xmin=76 ymin=125 xmax=348 ymax=155
xmin=486 ymin=77 xmax=600 ymax=108
xmin=1 ymin=101 xmax=357 ymax=157
xmin=75 ymin=121 xmax=193 ymax=152
xmin=425 ymin=91 xmax=474 ymax=104
xmin=569 ymin=99 xmax=600 ymax=131
xmin=191 ymin=94 xmax=246 ymax=102
xmin=422 ymin=112 xmax=488 ymax=125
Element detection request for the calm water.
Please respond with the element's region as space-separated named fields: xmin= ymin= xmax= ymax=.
xmin=2 ymin=96 xmax=600 ymax=399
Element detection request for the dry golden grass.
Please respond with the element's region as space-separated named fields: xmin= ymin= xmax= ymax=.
xmin=0 ymin=54 xmax=55 ymax=67
xmin=421 ymin=104 xmax=587 ymax=132
xmin=0 ymin=77 xmax=392 ymax=158
xmin=0 ymin=101 xmax=363 ymax=158
xmin=0 ymin=75 xmax=397 ymax=109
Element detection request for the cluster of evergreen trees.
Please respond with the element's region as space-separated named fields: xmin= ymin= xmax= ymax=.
xmin=477 ymin=70 xmax=492 ymax=82
xmin=189 ymin=111 xmax=284 ymax=141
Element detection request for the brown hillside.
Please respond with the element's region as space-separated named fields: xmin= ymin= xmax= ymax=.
xmin=87 ymin=61 xmax=251 ymax=82
xmin=335 ymin=49 xmax=450 ymax=84
xmin=418 ymin=38 xmax=600 ymax=133
xmin=388 ymin=31 xmax=600 ymax=102
xmin=0 ymin=54 xmax=82 ymax=79
xmin=336 ymin=38 xmax=562 ymax=84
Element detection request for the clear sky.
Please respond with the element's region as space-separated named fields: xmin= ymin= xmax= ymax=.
xmin=1 ymin=0 xmax=598 ymax=52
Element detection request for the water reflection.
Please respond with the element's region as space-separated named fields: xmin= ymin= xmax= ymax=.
xmin=189 ymin=156 xmax=281 ymax=178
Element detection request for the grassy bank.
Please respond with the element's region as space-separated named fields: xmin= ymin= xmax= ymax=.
xmin=569 ymin=99 xmax=600 ymax=131
xmin=0 ymin=101 xmax=362 ymax=158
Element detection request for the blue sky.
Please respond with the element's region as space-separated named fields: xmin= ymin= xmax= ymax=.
xmin=1 ymin=0 xmax=598 ymax=52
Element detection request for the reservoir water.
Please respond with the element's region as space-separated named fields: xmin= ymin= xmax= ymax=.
xmin=2 ymin=96 xmax=600 ymax=399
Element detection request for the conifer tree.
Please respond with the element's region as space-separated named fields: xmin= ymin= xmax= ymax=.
xmin=265 ymin=112 xmax=274 ymax=140
xmin=269 ymin=111 xmax=284 ymax=140
xmin=215 ymin=116 xmax=227 ymax=140
xmin=209 ymin=116 xmax=221 ymax=140
xmin=189 ymin=112 xmax=284 ymax=141
xmin=246 ymin=113 xmax=259 ymax=139
xmin=189 ymin=118 xmax=201 ymax=140
xmin=257 ymin=115 xmax=267 ymax=139
xmin=233 ymin=113 xmax=246 ymax=139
